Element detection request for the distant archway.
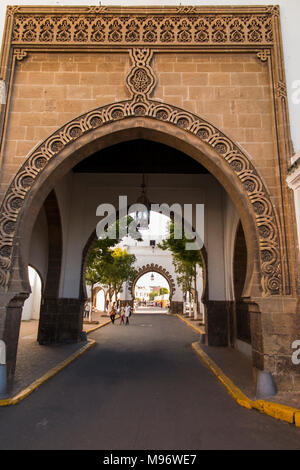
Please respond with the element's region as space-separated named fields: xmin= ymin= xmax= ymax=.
xmin=130 ymin=264 xmax=176 ymax=301
xmin=21 ymin=266 xmax=42 ymax=321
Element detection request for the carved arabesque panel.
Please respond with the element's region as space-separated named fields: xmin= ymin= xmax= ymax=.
xmin=126 ymin=49 xmax=156 ymax=101
xmin=11 ymin=11 xmax=274 ymax=46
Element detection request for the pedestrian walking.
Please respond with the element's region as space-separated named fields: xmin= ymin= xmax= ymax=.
xmin=125 ymin=303 xmax=131 ymax=325
xmin=120 ymin=305 xmax=125 ymax=325
xmin=84 ymin=300 xmax=90 ymax=319
xmin=110 ymin=302 xmax=116 ymax=324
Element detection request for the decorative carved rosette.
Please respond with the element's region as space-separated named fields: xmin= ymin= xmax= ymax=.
xmin=0 ymin=97 xmax=283 ymax=296
xmin=129 ymin=263 xmax=176 ymax=299
xmin=126 ymin=49 xmax=157 ymax=102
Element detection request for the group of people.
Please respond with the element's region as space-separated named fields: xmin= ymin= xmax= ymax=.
xmin=109 ymin=302 xmax=132 ymax=325
xmin=83 ymin=300 xmax=133 ymax=325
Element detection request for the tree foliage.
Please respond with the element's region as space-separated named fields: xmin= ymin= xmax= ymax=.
xmin=158 ymin=220 xmax=202 ymax=301
xmin=159 ymin=287 xmax=169 ymax=295
xmin=149 ymin=291 xmax=159 ymax=301
xmin=86 ymin=216 xmax=140 ymax=304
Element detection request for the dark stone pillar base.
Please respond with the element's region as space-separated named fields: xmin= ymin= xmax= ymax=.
xmin=38 ymin=298 xmax=83 ymax=345
xmin=3 ymin=293 xmax=28 ymax=385
xmin=170 ymin=301 xmax=183 ymax=314
xmin=205 ymin=300 xmax=233 ymax=347
xmin=236 ymin=299 xmax=252 ymax=345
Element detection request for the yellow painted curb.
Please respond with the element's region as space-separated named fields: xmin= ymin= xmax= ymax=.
xmin=192 ymin=342 xmax=253 ymax=410
xmin=252 ymin=400 xmax=298 ymax=425
xmin=84 ymin=319 xmax=111 ymax=334
xmin=0 ymin=315 xmax=114 ymax=407
xmin=295 ymin=412 xmax=300 ymax=427
xmin=176 ymin=314 xmax=205 ymax=335
xmin=0 ymin=339 xmax=96 ymax=407
xmin=191 ymin=341 xmax=300 ymax=427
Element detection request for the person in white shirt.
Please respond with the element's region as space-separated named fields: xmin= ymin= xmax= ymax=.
xmin=125 ymin=303 xmax=131 ymax=325
xmin=120 ymin=305 xmax=125 ymax=325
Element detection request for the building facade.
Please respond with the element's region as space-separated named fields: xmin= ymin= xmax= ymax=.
xmin=0 ymin=3 xmax=299 ymax=393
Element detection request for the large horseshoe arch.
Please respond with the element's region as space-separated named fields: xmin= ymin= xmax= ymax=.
xmin=0 ymin=100 xmax=284 ymax=301
xmin=0 ymin=96 xmax=286 ymax=312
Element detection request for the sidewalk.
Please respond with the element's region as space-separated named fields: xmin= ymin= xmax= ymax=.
xmin=82 ymin=309 xmax=112 ymax=332
xmin=177 ymin=314 xmax=300 ymax=410
xmin=9 ymin=311 xmax=111 ymax=398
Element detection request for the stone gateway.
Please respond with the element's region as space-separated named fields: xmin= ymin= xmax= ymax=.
xmin=0 ymin=5 xmax=299 ymax=394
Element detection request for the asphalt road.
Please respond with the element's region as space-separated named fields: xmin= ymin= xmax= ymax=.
xmin=0 ymin=313 xmax=300 ymax=450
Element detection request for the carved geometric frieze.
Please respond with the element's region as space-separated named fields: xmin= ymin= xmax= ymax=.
xmin=11 ymin=10 xmax=275 ymax=46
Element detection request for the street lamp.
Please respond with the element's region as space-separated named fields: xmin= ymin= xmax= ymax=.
xmin=135 ymin=174 xmax=151 ymax=230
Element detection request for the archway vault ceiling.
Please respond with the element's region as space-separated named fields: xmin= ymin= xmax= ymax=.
xmin=72 ymin=139 xmax=210 ymax=174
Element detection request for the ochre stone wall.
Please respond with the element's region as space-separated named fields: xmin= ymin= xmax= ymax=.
xmin=2 ymin=50 xmax=275 ymax=203
xmin=1 ymin=52 xmax=130 ymax=196
xmin=152 ymin=52 xmax=276 ymax=200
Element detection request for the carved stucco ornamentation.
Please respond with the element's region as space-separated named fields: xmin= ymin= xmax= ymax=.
xmin=266 ymin=6 xmax=280 ymax=18
xmin=11 ymin=11 xmax=274 ymax=46
xmin=6 ymin=6 xmax=21 ymax=17
xmin=13 ymin=48 xmax=28 ymax=61
xmin=0 ymin=6 xmax=290 ymax=297
xmin=276 ymin=81 xmax=288 ymax=100
xmin=256 ymin=49 xmax=271 ymax=62
xmin=129 ymin=264 xmax=176 ymax=300
xmin=126 ymin=49 xmax=156 ymax=102
xmin=176 ymin=7 xmax=198 ymax=15
xmin=87 ymin=6 xmax=109 ymax=14
xmin=0 ymin=95 xmax=283 ymax=296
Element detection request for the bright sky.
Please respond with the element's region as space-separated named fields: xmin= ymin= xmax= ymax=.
xmin=135 ymin=272 xmax=169 ymax=290
xmin=128 ymin=210 xmax=170 ymax=238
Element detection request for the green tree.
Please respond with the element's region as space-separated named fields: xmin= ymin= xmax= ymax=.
xmin=159 ymin=220 xmax=202 ymax=315
xmin=105 ymin=247 xmax=138 ymax=300
xmin=86 ymin=216 xmax=141 ymax=311
xmin=159 ymin=287 xmax=169 ymax=296
xmin=149 ymin=291 xmax=159 ymax=301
